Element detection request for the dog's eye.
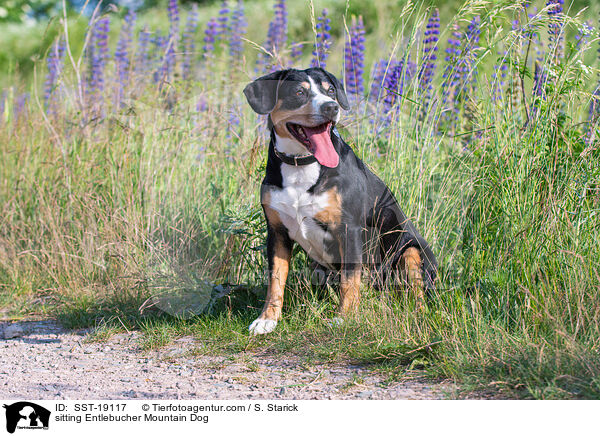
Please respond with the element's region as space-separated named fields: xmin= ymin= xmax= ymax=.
xmin=296 ymin=89 xmax=305 ymax=96
xmin=327 ymin=87 xmax=336 ymax=96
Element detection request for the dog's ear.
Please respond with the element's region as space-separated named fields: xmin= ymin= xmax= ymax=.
xmin=243 ymin=69 xmax=290 ymax=114
xmin=319 ymin=69 xmax=350 ymax=110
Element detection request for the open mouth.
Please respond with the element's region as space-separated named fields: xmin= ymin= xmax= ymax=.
xmin=285 ymin=121 xmax=339 ymax=168
xmin=286 ymin=122 xmax=332 ymax=153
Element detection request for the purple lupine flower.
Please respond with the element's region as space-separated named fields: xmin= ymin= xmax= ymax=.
xmin=0 ymin=90 xmax=5 ymax=124
xmin=382 ymin=60 xmax=403 ymax=114
xmin=85 ymin=18 xmax=96 ymax=99
xmin=88 ymin=16 xmax=110 ymax=104
xmin=463 ymin=15 xmax=481 ymax=86
xmin=575 ymin=21 xmax=593 ymax=51
xmin=528 ymin=6 xmax=544 ymax=64
xmin=182 ymin=4 xmax=199 ymax=81
xmin=442 ymin=16 xmax=480 ymax=118
xmin=344 ymin=15 xmax=366 ymax=97
xmin=96 ymin=17 xmax=110 ymax=61
xmin=136 ymin=27 xmax=152 ymax=77
xmin=381 ymin=60 xmax=408 ymax=119
xmin=272 ymin=0 xmax=288 ymax=53
xmin=310 ymin=8 xmax=331 ymax=69
xmin=217 ymin=0 xmax=230 ymax=42
xmin=528 ymin=6 xmax=546 ymax=115
xmin=532 ymin=61 xmax=548 ymax=106
xmin=547 ymin=0 xmax=564 ymax=63
xmin=14 ymin=93 xmax=29 ymax=124
xmin=163 ymin=0 xmax=180 ymax=84
xmin=152 ymin=31 xmax=168 ymax=83
xmin=374 ymin=57 xmax=415 ymax=127
xmin=586 ymin=86 xmax=600 ymax=144
xmin=196 ymin=95 xmax=208 ymax=112
xmin=114 ymin=9 xmax=136 ymax=107
xmin=441 ymin=22 xmax=462 ymax=112
xmin=369 ymin=58 xmax=387 ymax=103
xmin=438 ymin=15 xmax=479 ymax=131
xmin=203 ymin=17 xmax=219 ymax=59
xmin=586 ymin=28 xmax=600 ymax=144
xmin=44 ymin=38 xmax=65 ymax=114
xmin=259 ymin=0 xmax=288 ymax=71
xmin=229 ymin=0 xmax=247 ymax=62
xmin=418 ymin=9 xmax=440 ymax=101
xmin=511 ymin=18 xmax=524 ymax=56
xmin=227 ymin=100 xmax=241 ymax=138
xmin=290 ymin=42 xmax=303 ymax=65
xmin=168 ymin=0 xmax=180 ymax=39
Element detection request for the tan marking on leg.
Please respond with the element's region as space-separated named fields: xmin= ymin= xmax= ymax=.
xmin=339 ymin=268 xmax=361 ymax=316
xmin=314 ymin=187 xmax=342 ymax=229
xmin=261 ymin=190 xmax=282 ymax=227
xmin=400 ymin=247 xmax=424 ymax=305
xmin=260 ymin=238 xmax=291 ymax=321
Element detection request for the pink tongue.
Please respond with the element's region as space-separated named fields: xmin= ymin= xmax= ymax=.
xmin=303 ymin=124 xmax=339 ymax=168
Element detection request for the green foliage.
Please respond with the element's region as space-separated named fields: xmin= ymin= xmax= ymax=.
xmin=0 ymin=0 xmax=59 ymax=23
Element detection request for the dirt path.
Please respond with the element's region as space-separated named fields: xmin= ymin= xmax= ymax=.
xmin=0 ymin=320 xmax=458 ymax=400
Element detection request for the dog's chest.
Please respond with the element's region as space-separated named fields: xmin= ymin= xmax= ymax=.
xmin=266 ymin=163 xmax=334 ymax=267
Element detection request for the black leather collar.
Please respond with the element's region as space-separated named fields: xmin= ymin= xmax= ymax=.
xmin=273 ymin=147 xmax=318 ymax=166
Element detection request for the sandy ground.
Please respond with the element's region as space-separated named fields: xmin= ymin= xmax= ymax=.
xmin=0 ymin=320 xmax=460 ymax=400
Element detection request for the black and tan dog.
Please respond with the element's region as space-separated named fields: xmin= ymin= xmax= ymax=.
xmin=243 ymin=67 xmax=437 ymax=335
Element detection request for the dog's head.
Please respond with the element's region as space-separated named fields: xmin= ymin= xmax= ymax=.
xmin=243 ymin=68 xmax=349 ymax=168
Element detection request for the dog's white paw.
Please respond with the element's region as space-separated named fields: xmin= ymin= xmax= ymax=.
xmin=327 ymin=317 xmax=344 ymax=327
xmin=249 ymin=318 xmax=277 ymax=335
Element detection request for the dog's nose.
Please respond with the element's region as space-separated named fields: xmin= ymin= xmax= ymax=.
xmin=321 ymin=101 xmax=339 ymax=120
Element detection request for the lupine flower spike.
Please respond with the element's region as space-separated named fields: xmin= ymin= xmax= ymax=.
xmin=419 ymin=8 xmax=440 ymax=116
xmin=164 ymin=0 xmax=180 ymax=81
xmin=136 ymin=27 xmax=152 ymax=78
xmin=203 ymin=18 xmax=219 ymax=59
xmin=369 ymin=59 xmax=387 ymax=104
xmin=182 ymin=4 xmax=199 ymax=81
xmin=114 ymin=9 xmax=136 ymax=107
xmin=311 ymin=9 xmax=331 ymax=69
xmin=217 ymin=0 xmax=230 ymax=43
xmin=45 ymin=38 xmax=65 ymax=115
xmin=88 ymin=16 xmax=110 ymax=111
xmin=441 ymin=23 xmax=462 ymax=124
xmin=261 ymin=0 xmax=288 ymax=71
xmin=344 ymin=16 xmax=366 ymax=99
xmin=547 ymin=0 xmax=564 ymax=63
xmin=229 ymin=0 xmax=247 ymax=64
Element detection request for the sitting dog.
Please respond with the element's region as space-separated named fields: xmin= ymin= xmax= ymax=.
xmin=243 ymin=67 xmax=437 ymax=335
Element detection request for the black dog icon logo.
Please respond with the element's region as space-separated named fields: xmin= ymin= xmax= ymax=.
xmin=3 ymin=402 xmax=50 ymax=433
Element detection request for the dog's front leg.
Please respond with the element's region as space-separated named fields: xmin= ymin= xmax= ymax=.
xmin=249 ymin=227 xmax=292 ymax=335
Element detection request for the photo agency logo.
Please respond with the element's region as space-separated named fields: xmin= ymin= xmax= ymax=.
xmin=3 ymin=402 xmax=50 ymax=434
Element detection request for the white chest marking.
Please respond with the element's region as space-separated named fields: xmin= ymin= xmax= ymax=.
xmin=268 ymin=162 xmax=334 ymax=267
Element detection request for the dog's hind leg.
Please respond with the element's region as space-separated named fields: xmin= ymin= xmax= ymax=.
xmin=339 ymin=267 xmax=361 ymax=315
xmin=337 ymin=225 xmax=363 ymax=317
xmin=399 ymin=247 xmax=425 ymax=308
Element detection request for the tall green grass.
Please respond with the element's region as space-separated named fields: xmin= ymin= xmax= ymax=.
xmin=1 ymin=0 xmax=599 ymax=398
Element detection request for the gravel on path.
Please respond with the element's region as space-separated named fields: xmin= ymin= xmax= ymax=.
xmin=0 ymin=320 xmax=458 ymax=400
